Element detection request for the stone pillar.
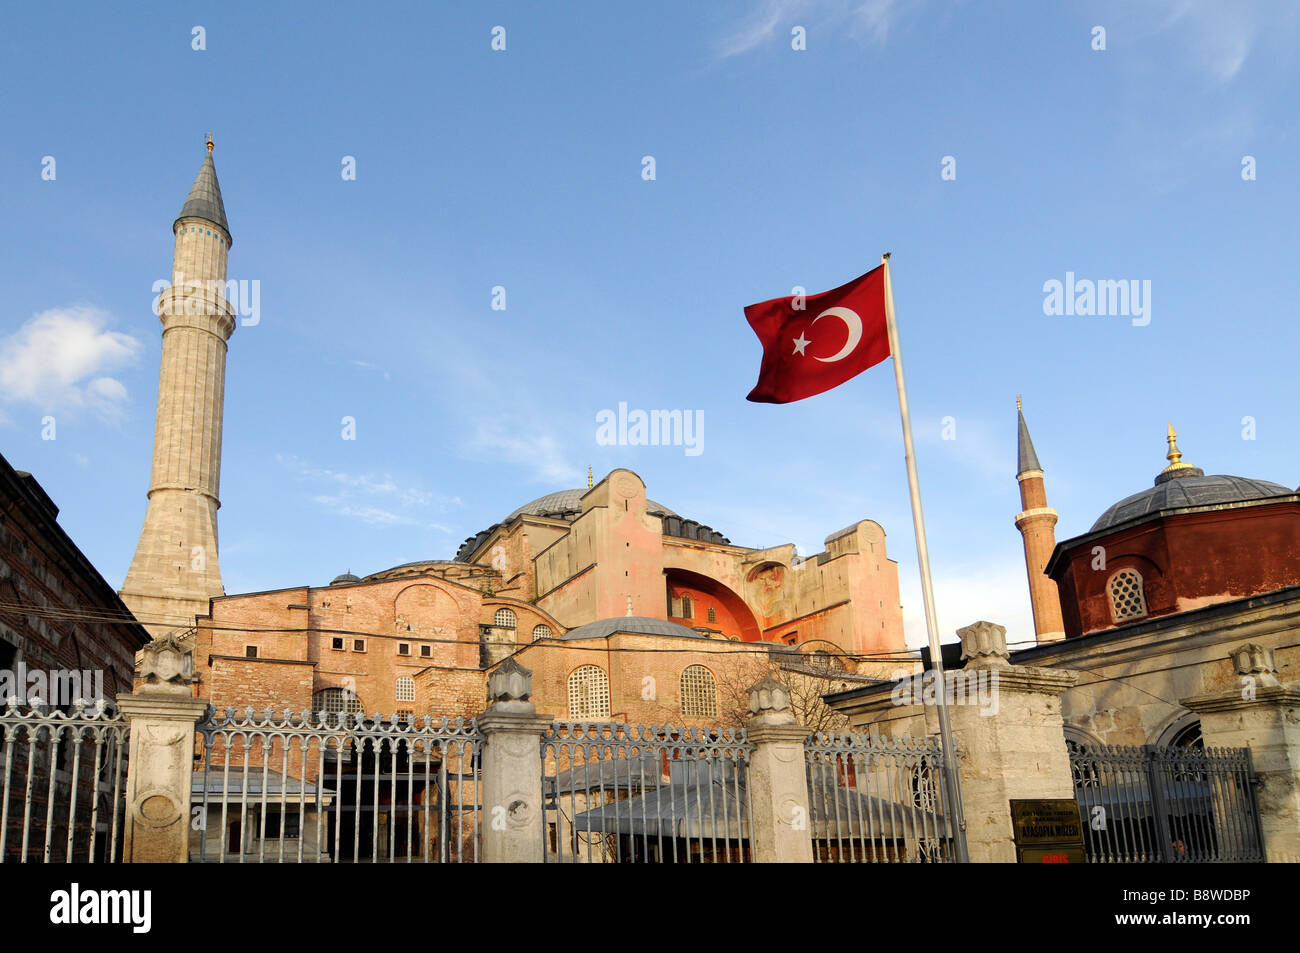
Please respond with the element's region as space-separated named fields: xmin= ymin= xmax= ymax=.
xmin=1182 ymin=643 xmax=1300 ymax=863
xmin=478 ymin=658 xmax=552 ymax=863
xmin=117 ymin=632 xmax=208 ymax=862
xmin=946 ymin=621 xmax=1078 ymax=862
xmin=744 ymin=675 xmax=813 ymax=863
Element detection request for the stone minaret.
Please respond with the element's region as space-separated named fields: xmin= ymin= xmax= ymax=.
xmin=1014 ymin=398 xmax=1065 ymax=643
xmin=120 ymin=139 xmax=235 ymax=637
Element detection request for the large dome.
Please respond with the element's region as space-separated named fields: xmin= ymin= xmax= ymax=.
xmin=504 ymin=488 xmax=678 ymax=523
xmin=455 ymin=487 xmax=729 ymax=561
xmin=1091 ymin=473 xmax=1293 ymax=532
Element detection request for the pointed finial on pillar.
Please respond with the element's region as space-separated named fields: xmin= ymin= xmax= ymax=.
xmin=1016 ymin=394 xmax=1022 ymax=413
xmin=587 ymin=465 xmax=593 ymax=489
xmin=205 ymin=131 xmax=214 ymax=153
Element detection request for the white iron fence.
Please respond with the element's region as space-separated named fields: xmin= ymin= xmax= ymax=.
xmin=194 ymin=707 xmax=481 ymax=863
xmin=0 ymin=700 xmax=129 ymax=863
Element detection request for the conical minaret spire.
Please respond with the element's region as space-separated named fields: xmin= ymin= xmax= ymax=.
xmin=120 ymin=140 xmax=237 ymax=637
xmin=1013 ymin=398 xmax=1065 ymax=644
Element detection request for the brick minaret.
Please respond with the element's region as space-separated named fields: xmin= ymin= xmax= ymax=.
xmin=121 ymin=139 xmax=235 ymax=637
xmin=1014 ymin=399 xmax=1065 ymax=643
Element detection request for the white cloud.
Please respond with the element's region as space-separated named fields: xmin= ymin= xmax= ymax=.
xmin=899 ymin=559 xmax=1035 ymax=653
xmin=277 ymin=454 xmax=459 ymax=530
xmin=0 ymin=306 xmax=140 ymax=420
xmin=715 ymin=0 xmax=915 ymax=58
xmin=1116 ymin=0 xmax=1299 ymax=86
xmin=464 ymin=423 xmax=582 ymax=485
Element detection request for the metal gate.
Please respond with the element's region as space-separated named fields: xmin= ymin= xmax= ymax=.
xmin=194 ymin=707 xmax=481 ymax=862
xmin=0 ymin=700 xmax=129 ymax=863
xmin=541 ymin=722 xmax=752 ymax=863
xmin=1068 ymin=743 xmax=1265 ymax=862
xmin=804 ymin=732 xmax=959 ymax=862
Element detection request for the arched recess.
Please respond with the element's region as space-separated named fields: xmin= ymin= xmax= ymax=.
xmin=392 ymin=583 xmax=450 ymax=631
xmin=664 ymin=568 xmax=761 ymax=641
xmin=1152 ymin=709 xmax=1203 ymax=748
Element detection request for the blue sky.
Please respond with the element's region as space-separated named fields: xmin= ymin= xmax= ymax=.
xmin=1 ymin=1 xmax=1297 ymax=650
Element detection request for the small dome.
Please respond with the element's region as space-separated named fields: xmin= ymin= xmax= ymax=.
xmin=561 ymin=616 xmax=706 ymax=642
xmin=329 ymin=572 xmax=361 ymax=586
xmin=1091 ymin=474 xmax=1292 ymax=532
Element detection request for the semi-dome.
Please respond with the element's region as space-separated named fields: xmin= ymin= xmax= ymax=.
xmin=561 ymin=616 xmax=707 ymax=641
xmin=1090 ymin=427 xmax=1293 ymax=532
xmin=329 ymin=572 xmax=361 ymax=586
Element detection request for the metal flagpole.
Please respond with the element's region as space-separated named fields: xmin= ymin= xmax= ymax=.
xmin=880 ymin=252 xmax=969 ymax=862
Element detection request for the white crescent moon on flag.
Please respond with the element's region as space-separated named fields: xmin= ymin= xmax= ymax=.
xmin=809 ymin=307 xmax=862 ymax=363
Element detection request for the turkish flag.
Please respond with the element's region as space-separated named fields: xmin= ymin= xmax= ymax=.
xmin=745 ymin=265 xmax=891 ymax=404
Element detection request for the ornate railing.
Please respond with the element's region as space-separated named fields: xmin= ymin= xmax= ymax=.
xmin=541 ymin=722 xmax=752 ymax=863
xmin=194 ymin=707 xmax=481 ymax=863
xmin=0 ymin=700 xmax=129 ymax=863
xmin=804 ymin=732 xmax=957 ymax=863
xmin=1068 ymin=743 xmax=1265 ymax=863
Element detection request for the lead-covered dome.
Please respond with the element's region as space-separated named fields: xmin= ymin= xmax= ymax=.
xmin=505 ymin=488 xmax=677 ymax=523
xmin=1091 ymin=473 xmax=1292 ymax=532
xmin=561 ymin=616 xmax=706 ymax=641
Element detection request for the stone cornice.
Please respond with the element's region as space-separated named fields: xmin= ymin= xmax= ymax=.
xmin=477 ymin=710 xmax=554 ymax=733
xmin=1182 ymin=685 xmax=1300 ymax=715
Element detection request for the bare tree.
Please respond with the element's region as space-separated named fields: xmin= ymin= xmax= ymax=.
xmin=713 ymin=649 xmax=852 ymax=733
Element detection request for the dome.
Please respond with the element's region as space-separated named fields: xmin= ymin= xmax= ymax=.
xmin=1090 ymin=473 xmax=1293 ymax=532
xmin=561 ymin=616 xmax=707 ymax=642
xmin=329 ymin=572 xmax=361 ymax=586
xmin=504 ymin=488 xmax=678 ymax=523
xmin=454 ymin=487 xmax=727 ymax=562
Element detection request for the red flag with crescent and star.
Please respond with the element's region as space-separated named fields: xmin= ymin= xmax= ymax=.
xmin=744 ymin=264 xmax=891 ymax=404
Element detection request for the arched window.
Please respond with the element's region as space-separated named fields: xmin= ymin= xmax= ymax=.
xmin=567 ymin=666 xmax=610 ymax=719
xmin=1107 ymin=569 xmax=1147 ymax=622
xmin=532 ymin=624 xmax=552 ymax=642
xmin=395 ymin=677 xmax=415 ymax=703
xmin=680 ymin=665 xmax=717 ymax=718
xmin=1169 ymin=721 xmax=1204 ymax=750
xmin=681 ymin=596 xmax=693 ymax=619
xmin=313 ymin=687 xmax=364 ymax=715
xmin=494 ymin=608 xmax=517 ymax=629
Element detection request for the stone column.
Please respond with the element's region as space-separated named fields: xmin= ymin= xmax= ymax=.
xmin=117 ymin=632 xmax=208 ymax=862
xmin=1182 ymin=643 xmax=1300 ymax=863
xmin=946 ymin=621 xmax=1078 ymax=862
xmin=744 ymin=675 xmax=814 ymax=863
xmin=478 ymin=658 xmax=552 ymax=863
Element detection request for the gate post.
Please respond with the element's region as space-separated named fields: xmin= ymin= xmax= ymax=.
xmin=1183 ymin=643 xmax=1300 ymax=862
xmin=478 ymin=658 xmax=551 ymax=863
xmin=745 ymin=675 xmax=813 ymax=863
xmin=116 ymin=632 xmax=208 ymax=863
xmin=944 ymin=622 xmax=1077 ymax=862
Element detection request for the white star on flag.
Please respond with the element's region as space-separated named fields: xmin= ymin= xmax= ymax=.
xmin=791 ymin=332 xmax=810 ymax=356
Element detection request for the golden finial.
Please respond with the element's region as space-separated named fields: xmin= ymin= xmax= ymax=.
xmin=1016 ymin=394 xmax=1022 ymax=413
xmin=1162 ymin=422 xmax=1193 ymax=473
xmin=205 ymin=131 xmax=214 ymax=153
xmin=587 ymin=465 xmax=593 ymax=489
